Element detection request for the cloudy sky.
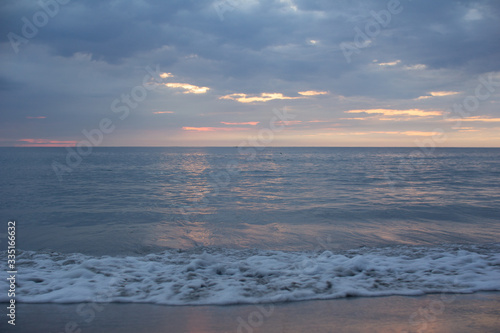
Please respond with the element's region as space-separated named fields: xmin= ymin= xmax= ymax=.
xmin=1 ymin=0 xmax=499 ymax=147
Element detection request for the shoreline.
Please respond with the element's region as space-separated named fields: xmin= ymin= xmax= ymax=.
xmin=1 ymin=292 xmax=499 ymax=333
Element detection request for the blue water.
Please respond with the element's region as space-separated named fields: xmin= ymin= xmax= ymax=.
xmin=1 ymin=147 xmax=499 ymax=304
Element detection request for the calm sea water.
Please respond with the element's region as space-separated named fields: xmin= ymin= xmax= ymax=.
xmin=1 ymin=147 xmax=499 ymax=305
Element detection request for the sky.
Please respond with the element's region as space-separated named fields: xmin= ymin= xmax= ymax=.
xmin=1 ymin=0 xmax=500 ymax=147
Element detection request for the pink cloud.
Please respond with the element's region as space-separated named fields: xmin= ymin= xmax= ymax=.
xmin=346 ymin=108 xmax=442 ymax=117
xmin=220 ymin=121 xmax=259 ymax=126
xmin=298 ymin=91 xmax=329 ymax=96
xmin=25 ymin=116 xmax=46 ymax=119
xmin=220 ymin=92 xmax=301 ymax=103
xmin=182 ymin=127 xmax=250 ymax=132
xmin=164 ymin=83 xmax=209 ymax=94
xmin=274 ymin=120 xmax=302 ymax=126
xmin=16 ymin=139 xmax=77 ymax=147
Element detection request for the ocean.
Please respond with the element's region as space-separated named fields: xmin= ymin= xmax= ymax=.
xmin=1 ymin=147 xmax=499 ymax=305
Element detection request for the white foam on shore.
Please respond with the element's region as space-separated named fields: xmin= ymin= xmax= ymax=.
xmin=1 ymin=244 xmax=499 ymax=305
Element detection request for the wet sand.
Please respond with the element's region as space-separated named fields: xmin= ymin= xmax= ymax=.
xmin=1 ymin=292 xmax=499 ymax=333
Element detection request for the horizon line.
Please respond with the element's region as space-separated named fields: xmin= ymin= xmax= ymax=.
xmin=2 ymin=146 xmax=500 ymax=149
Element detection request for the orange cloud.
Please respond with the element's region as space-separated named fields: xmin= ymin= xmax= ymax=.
xmin=17 ymin=139 xmax=77 ymax=147
xmin=348 ymin=131 xmax=400 ymax=135
xmin=308 ymin=120 xmax=331 ymax=123
xmin=220 ymin=90 xmax=329 ymax=103
xmin=220 ymin=122 xmax=259 ymax=125
xmin=304 ymin=132 xmax=337 ymax=137
xmin=182 ymin=127 xmax=216 ymax=131
xmin=26 ymin=116 xmax=46 ymax=119
xmin=220 ymin=92 xmax=301 ymax=103
xmin=164 ymin=83 xmax=209 ymax=94
xmin=404 ymin=64 xmax=427 ymax=70
xmin=430 ymin=91 xmax=459 ymax=97
xmin=298 ymin=91 xmax=329 ymax=96
xmin=160 ymin=72 xmax=173 ymax=78
xmin=339 ymin=131 xmax=437 ymax=136
xmin=342 ymin=131 xmax=399 ymax=135
xmin=346 ymin=108 xmax=442 ymax=117
xmin=400 ymin=131 xmax=437 ymax=136
xmin=416 ymin=91 xmax=460 ymax=100
xmin=378 ymin=60 xmax=401 ymax=66
xmin=452 ymin=127 xmax=480 ymax=132
xmin=275 ymin=120 xmax=302 ymax=126
xmin=446 ymin=116 xmax=500 ymax=122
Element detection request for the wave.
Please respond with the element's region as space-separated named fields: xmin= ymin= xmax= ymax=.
xmin=2 ymin=244 xmax=500 ymax=305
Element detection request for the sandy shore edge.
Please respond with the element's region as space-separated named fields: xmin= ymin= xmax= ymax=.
xmin=1 ymin=292 xmax=499 ymax=333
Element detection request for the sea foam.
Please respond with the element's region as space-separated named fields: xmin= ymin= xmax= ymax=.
xmin=1 ymin=244 xmax=499 ymax=305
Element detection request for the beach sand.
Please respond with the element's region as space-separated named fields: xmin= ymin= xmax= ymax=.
xmin=2 ymin=292 xmax=499 ymax=333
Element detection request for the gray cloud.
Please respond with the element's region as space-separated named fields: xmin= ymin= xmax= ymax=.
xmin=0 ymin=0 xmax=499 ymax=146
